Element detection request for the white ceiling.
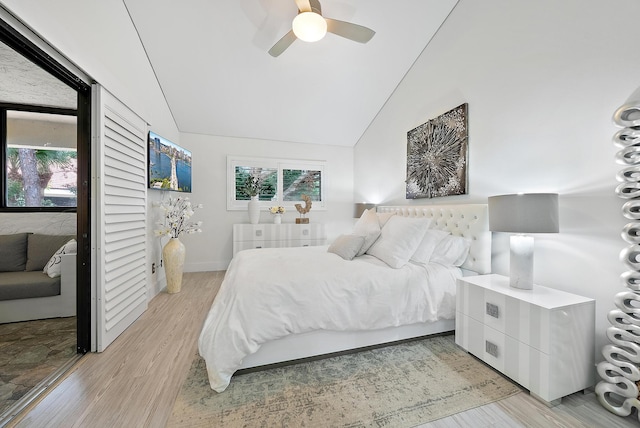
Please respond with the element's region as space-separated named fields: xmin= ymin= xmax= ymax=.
xmin=122 ymin=0 xmax=458 ymax=147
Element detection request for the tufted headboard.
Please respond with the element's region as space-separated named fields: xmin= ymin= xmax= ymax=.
xmin=377 ymin=204 xmax=491 ymax=274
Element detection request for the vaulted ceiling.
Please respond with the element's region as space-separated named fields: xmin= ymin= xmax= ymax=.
xmin=122 ymin=0 xmax=458 ymax=147
xmin=0 ymin=1 xmax=458 ymax=148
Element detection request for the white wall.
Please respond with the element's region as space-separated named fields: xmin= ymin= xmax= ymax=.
xmin=1 ymin=1 xmax=181 ymax=298
xmin=167 ymin=133 xmax=355 ymax=272
xmin=355 ymin=0 xmax=640 ymax=359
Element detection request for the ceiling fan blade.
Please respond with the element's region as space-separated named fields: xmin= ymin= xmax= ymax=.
xmin=294 ymin=0 xmax=312 ymax=13
xmin=325 ymin=18 xmax=375 ymax=43
xmin=268 ymin=30 xmax=297 ymax=57
xmin=309 ymin=0 xmax=322 ymax=14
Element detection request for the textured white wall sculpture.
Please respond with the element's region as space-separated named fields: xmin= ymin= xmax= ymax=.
xmin=595 ymin=88 xmax=640 ymax=419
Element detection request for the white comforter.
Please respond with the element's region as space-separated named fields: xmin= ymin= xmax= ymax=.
xmin=198 ymin=245 xmax=461 ymax=392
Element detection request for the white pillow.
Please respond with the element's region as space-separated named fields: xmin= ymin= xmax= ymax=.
xmin=366 ymin=216 xmax=431 ymax=268
xmin=376 ymin=212 xmax=396 ymax=228
xmin=43 ymin=239 xmax=77 ymax=278
xmin=353 ymin=208 xmax=381 ymax=256
xmin=327 ymin=234 xmax=365 ymax=261
xmin=430 ymin=235 xmax=471 ymax=267
xmin=411 ymin=229 xmax=450 ymax=265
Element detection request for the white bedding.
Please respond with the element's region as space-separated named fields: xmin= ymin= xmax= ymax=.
xmin=198 ymin=245 xmax=462 ymax=392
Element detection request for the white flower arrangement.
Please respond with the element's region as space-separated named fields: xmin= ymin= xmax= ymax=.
xmin=154 ymin=196 xmax=203 ymax=239
xmin=269 ymin=206 xmax=286 ymax=215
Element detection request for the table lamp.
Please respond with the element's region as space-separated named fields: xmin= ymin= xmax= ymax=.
xmin=488 ymin=193 xmax=559 ymax=289
xmin=354 ymin=203 xmax=375 ymax=218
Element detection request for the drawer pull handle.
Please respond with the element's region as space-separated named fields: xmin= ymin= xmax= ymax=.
xmin=255 ymin=246 xmax=262 ymax=249
xmin=486 ymin=340 xmax=499 ymax=358
xmin=486 ymin=302 xmax=499 ymax=319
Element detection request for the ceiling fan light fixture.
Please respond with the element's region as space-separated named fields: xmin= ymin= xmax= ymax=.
xmin=292 ymin=12 xmax=327 ymax=42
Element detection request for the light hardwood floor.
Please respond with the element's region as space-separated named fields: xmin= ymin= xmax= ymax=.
xmin=7 ymin=271 xmax=639 ymax=427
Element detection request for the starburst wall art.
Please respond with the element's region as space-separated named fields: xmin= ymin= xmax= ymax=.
xmin=406 ymin=103 xmax=468 ymax=199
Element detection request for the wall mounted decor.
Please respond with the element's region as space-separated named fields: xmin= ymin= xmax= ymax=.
xmin=406 ymin=103 xmax=468 ymax=199
xmin=595 ymin=87 xmax=640 ymax=421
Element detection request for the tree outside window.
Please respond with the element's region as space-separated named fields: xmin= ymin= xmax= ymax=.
xmin=5 ymin=110 xmax=77 ymax=209
xmin=228 ymin=156 xmax=325 ymax=211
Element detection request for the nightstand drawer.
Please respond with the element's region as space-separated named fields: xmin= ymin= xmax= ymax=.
xmin=456 ymin=274 xmax=595 ymax=405
xmin=458 ymin=278 xmax=573 ymax=353
xmin=459 ymin=279 xmax=508 ymax=334
xmin=456 ymin=312 xmax=506 ymax=371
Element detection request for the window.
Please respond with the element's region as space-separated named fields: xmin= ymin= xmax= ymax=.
xmin=3 ymin=108 xmax=77 ymax=210
xmin=227 ymin=156 xmax=325 ymax=210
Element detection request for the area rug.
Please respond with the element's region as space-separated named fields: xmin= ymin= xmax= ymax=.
xmin=168 ymin=334 xmax=522 ymax=427
xmin=0 ymin=317 xmax=76 ymax=415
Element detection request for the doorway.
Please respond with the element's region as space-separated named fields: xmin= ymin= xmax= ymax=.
xmin=0 ymin=17 xmax=91 ymax=420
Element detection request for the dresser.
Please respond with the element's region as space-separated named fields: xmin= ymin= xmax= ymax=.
xmin=232 ymin=223 xmax=327 ymax=256
xmin=455 ymin=274 xmax=595 ymax=406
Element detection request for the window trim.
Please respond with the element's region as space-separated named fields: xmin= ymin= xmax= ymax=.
xmin=227 ymin=155 xmax=326 ymax=211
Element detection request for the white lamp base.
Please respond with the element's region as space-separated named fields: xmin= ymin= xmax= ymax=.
xmin=510 ymin=235 xmax=534 ymax=290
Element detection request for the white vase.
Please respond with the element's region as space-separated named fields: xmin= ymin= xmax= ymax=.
xmin=163 ymin=237 xmax=186 ymax=294
xmin=273 ymin=213 xmax=282 ymax=224
xmin=248 ymin=196 xmax=260 ymax=224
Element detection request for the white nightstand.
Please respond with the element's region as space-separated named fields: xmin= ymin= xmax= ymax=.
xmin=232 ymin=223 xmax=326 ymax=256
xmin=455 ymin=274 xmax=595 ymax=406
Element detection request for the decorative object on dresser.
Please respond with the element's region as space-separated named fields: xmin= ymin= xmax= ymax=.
xmin=406 ymin=103 xmax=468 ymax=199
xmin=232 ymin=223 xmax=326 ymax=256
xmin=269 ymin=206 xmax=286 ymax=224
xmin=456 ymin=274 xmax=595 ymax=406
xmin=240 ymin=169 xmax=273 ymax=224
xmin=154 ymin=196 xmax=203 ymax=293
xmin=488 ymin=193 xmax=559 ymax=290
xmin=247 ymin=196 xmax=260 ymax=225
xmin=295 ymin=194 xmax=312 ymax=224
xmin=596 ymin=87 xmax=640 ymax=420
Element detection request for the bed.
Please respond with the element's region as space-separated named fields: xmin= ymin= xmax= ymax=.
xmin=199 ymin=204 xmax=491 ymax=392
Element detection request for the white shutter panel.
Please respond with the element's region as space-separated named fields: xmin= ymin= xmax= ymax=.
xmin=92 ymin=84 xmax=148 ymax=351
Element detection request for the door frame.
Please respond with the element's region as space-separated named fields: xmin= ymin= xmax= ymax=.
xmin=0 ymin=18 xmax=92 ymax=353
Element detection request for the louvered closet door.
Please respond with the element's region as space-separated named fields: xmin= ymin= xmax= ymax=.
xmin=92 ymin=84 xmax=148 ymax=352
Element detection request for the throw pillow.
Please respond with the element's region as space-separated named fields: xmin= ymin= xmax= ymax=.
xmin=43 ymin=239 xmax=78 ymax=278
xmin=327 ymin=234 xmax=365 ymax=261
xmin=366 ymin=216 xmax=431 ymax=268
xmin=0 ymin=233 xmax=29 ymax=272
xmin=26 ymin=233 xmax=76 ymax=271
xmin=353 ymin=208 xmax=381 ymax=256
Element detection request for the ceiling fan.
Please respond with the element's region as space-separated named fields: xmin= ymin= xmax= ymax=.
xmin=268 ymin=0 xmax=375 ymax=57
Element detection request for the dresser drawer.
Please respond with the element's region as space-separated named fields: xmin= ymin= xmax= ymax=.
xmin=232 ymin=223 xmax=327 ymax=256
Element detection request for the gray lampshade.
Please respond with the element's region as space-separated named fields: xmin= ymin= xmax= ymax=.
xmin=488 ymin=193 xmax=559 ymax=233
xmin=354 ymin=203 xmax=375 ymax=218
